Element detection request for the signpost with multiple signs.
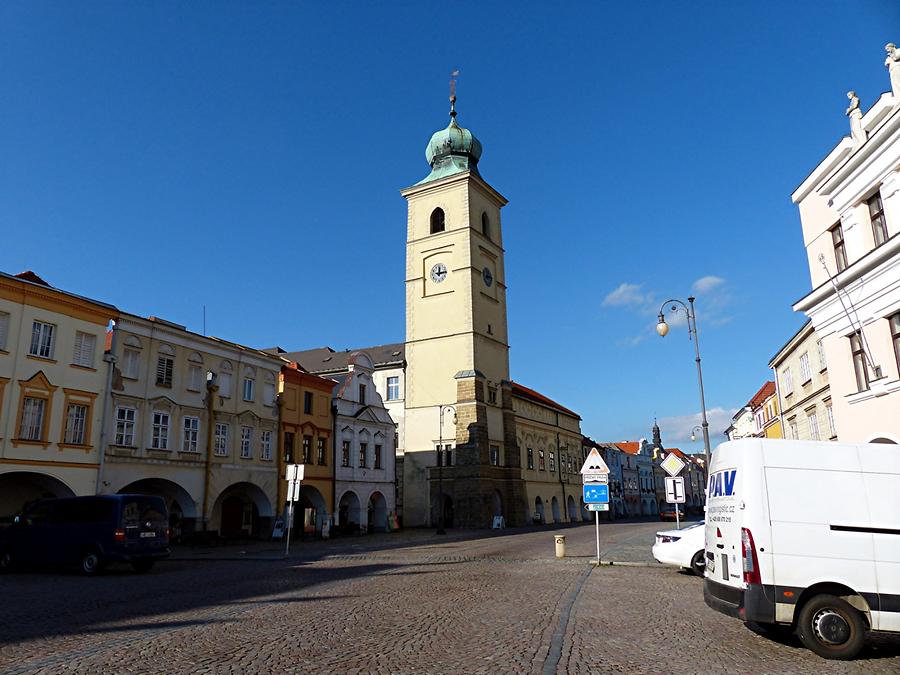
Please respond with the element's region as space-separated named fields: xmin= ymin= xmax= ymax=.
xmin=580 ymin=448 xmax=611 ymax=564
xmin=284 ymin=464 xmax=305 ymax=556
xmin=661 ymin=453 xmax=685 ymax=528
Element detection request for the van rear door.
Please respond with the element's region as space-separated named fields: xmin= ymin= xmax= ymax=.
xmin=120 ymin=497 xmax=168 ymax=549
xmin=706 ymin=459 xmax=743 ymax=588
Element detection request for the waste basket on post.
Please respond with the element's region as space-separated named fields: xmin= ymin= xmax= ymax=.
xmin=554 ymin=534 xmax=566 ymax=558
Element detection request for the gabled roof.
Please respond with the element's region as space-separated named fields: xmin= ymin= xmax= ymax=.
xmin=748 ymin=381 xmax=776 ymax=408
xmin=511 ymin=381 xmax=580 ymax=419
xmin=282 ymin=343 xmax=405 ymax=375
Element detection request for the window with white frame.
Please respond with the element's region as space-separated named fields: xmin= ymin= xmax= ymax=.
xmin=186 ymin=353 xmax=203 ymax=391
xmin=72 ymin=331 xmax=96 ymax=368
xmin=788 ymin=418 xmax=798 ymax=440
xmin=781 ymin=367 xmax=793 ymax=395
xmin=214 ymin=423 xmax=229 ymax=456
xmin=342 ymin=440 xmax=351 ymax=467
xmin=317 ymin=437 xmax=327 ymax=465
xmin=182 ymin=416 xmax=199 ymax=452
xmin=549 ymin=451 xmax=555 ymax=472
xmin=374 ymin=443 xmax=383 ymax=469
xmin=115 ymin=406 xmax=137 ymax=446
xmin=122 ymin=348 xmax=141 ymax=379
xmin=156 ymin=354 xmax=174 ymax=388
xmin=240 ymin=426 xmax=253 ymax=458
xmin=29 ymin=321 xmax=55 ymax=359
xmin=260 ymin=430 xmax=272 ymax=460
xmin=0 ymin=311 xmax=9 ymax=351
xmin=219 ymin=362 xmax=233 ymax=397
xmin=808 ymin=411 xmax=820 ymax=441
xmin=826 ymin=405 xmax=835 ymax=439
xmin=242 ymin=377 xmax=255 ymax=402
xmin=359 ymin=442 xmax=367 ymax=467
xmin=263 ymin=373 xmax=276 ymax=406
xmin=64 ymin=403 xmax=88 ymax=445
xmin=20 ymin=397 xmax=46 ymax=440
xmin=816 ymin=339 xmax=827 ymax=371
xmin=799 ymin=352 xmax=811 ymax=383
xmin=386 ymin=376 xmax=400 ymax=401
xmin=490 ymin=444 xmax=500 ymax=466
xmin=151 ymin=412 xmax=170 ymax=450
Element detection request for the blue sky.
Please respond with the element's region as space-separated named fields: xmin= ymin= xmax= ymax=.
xmin=2 ymin=2 xmax=898 ymax=451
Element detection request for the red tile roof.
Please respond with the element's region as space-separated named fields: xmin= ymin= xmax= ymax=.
xmin=748 ymin=380 xmax=776 ymax=408
xmin=14 ymin=270 xmax=50 ymax=286
xmin=511 ymin=381 xmax=580 ymax=419
xmin=614 ymin=441 xmax=641 ymax=455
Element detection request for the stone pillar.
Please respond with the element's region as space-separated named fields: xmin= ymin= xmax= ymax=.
xmin=453 ymin=370 xmax=488 ymax=465
xmin=500 ymin=380 xmax=520 ymax=468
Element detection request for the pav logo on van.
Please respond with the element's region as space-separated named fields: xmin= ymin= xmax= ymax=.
xmin=708 ymin=469 xmax=737 ymax=498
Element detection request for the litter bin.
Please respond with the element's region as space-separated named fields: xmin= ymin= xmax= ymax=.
xmin=554 ymin=534 xmax=566 ymax=558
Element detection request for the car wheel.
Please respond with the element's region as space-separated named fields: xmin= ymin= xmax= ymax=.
xmin=796 ymin=594 xmax=866 ymax=660
xmin=132 ymin=560 xmax=155 ymax=573
xmin=0 ymin=549 xmax=15 ymax=573
xmin=690 ymin=550 xmax=706 ymax=577
xmin=80 ymin=548 xmax=104 ymax=576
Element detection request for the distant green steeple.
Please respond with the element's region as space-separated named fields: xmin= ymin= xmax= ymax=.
xmin=417 ymin=94 xmax=483 ymax=185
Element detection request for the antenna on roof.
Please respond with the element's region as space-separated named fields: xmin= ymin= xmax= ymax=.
xmin=203 ymin=305 xmax=206 ymax=337
xmin=449 ymin=69 xmax=459 ymax=118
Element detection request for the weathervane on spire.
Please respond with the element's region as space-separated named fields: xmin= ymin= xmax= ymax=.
xmin=449 ymin=69 xmax=459 ymax=119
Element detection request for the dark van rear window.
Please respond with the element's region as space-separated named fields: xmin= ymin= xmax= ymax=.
xmin=121 ymin=498 xmax=167 ymax=527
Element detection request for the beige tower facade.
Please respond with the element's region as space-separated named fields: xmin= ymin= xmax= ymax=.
xmin=401 ymin=106 xmax=527 ymax=527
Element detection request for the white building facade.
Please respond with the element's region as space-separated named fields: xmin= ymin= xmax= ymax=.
xmin=792 ymin=51 xmax=900 ymax=444
xmin=332 ymin=352 xmax=397 ymax=533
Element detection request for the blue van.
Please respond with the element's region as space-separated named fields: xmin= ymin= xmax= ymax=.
xmin=0 ymin=494 xmax=170 ymax=574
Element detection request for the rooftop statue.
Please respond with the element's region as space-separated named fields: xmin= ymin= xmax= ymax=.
xmin=886 ymin=43 xmax=900 ymax=97
xmin=845 ymin=90 xmax=860 ymax=116
xmin=846 ymin=90 xmax=865 ymax=145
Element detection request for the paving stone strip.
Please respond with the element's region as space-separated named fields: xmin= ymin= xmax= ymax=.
xmin=542 ymin=565 xmax=594 ymax=675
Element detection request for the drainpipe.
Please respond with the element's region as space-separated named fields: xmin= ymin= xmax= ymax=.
xmin=95 ymin=321 xmax=118 ymax=494
xmin=275 ymin=390 xmax=284 ymax=512
xmin=556 ymin=420 xmax=566 ymax=522
xmin=202 ymin=372 xmax=218 ymax=531
xmin=331 ymin=400 xmax=338 ymax=524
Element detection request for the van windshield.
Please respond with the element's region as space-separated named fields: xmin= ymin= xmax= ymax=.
xmin=120 ymin=498 xmax=167 ymax=528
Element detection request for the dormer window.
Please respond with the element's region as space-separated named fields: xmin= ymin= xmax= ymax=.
xmin=481 ymin=212 xmax=490 ymax=239
xmin=430 ymin=208 xmax=445 ymax=234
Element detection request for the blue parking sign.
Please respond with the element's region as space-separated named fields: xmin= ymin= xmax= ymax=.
xmin=583 ymin=483 xmax=609 ymax=504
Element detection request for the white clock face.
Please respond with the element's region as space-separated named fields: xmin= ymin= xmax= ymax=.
xmin=430 ymin=263 xmax=448 ymax=283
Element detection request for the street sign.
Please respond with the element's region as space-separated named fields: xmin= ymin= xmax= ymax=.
xmin=286 ymin=464 xmax=305 ymax=482
xmin=287 ymin=480 xmax=302 ymax=502
xmin=585 ymin=503 xmax=609 ymax=512
xmin=660 ymin=452 xmax=686 ymax=477
xmin=580 ymin=448 xmax=610 ymax=475
xmin=584 ymin=472 xmax=608 ymax=484
xmin=583 ymin=483 xmax=609 ymax=504
xmin=665 ymin=476 xmax=685 ymax=504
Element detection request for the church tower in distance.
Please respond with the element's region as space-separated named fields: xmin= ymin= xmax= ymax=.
xmin=400 ymin=95 xmax=526 ymax=527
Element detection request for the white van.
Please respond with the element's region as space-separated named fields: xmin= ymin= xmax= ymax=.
xmin=704 ymin=438 xmax=900 ymax=660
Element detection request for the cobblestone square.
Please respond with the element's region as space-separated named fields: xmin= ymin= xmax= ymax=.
xmin=1 ymin=522 xmax=898 ymax=674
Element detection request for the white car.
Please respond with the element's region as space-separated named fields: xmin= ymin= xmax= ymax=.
xmin=652 ymin=520 xmax=705 ymax=576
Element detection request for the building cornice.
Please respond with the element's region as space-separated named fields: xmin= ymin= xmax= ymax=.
xmin=0 ymin=276 xmax=117 ymax=326
xmin=400 ymin=170 xmax=508 ymax=206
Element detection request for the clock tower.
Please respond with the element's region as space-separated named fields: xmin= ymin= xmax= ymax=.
xmin=401 ymin=97 xmax=526 ymax=527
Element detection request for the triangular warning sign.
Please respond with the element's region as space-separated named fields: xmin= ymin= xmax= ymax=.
xmin=580 ymin=448 xmax=610 ymax=475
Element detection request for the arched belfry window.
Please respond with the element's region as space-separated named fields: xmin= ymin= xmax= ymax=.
xmin=430 ymin=208 xmax=445 ymax=234
xmin=481 ymin=212 xmax=490 ymax=239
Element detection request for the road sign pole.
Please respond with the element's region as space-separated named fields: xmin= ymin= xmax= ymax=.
xmin=676 ymin=505 xmax=680 ymax=530
xmin=284 ymin=496 xmax=294 ymax=557
xmin=595 ymin=511 xmax=600 ymax=565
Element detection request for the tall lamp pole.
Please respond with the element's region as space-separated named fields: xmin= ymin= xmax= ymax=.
xmin=656 ymin=296 xmax=712 ymax=478
xmin=436 ymin=404 xmax=456 ymax=535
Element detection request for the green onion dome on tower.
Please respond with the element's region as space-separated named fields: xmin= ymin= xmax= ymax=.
xmin=417 ymin=96 xmax=483 ymax=184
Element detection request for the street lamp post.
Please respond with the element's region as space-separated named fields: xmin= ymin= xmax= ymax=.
xmin=656 ymin=296 xmax=712 ymax=475
xmin=436 ymin=404 xmax=456 ymax=535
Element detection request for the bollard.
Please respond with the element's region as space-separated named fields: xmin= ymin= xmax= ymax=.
xmin=554 ymin=534 xmax=566 ymax=558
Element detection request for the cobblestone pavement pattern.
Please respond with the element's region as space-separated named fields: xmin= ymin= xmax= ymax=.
xmin=1 ymin=521 xmax=898 ymax=674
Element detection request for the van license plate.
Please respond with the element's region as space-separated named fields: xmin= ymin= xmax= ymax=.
xmin=140 ymin=532 xmax=155 ymax=538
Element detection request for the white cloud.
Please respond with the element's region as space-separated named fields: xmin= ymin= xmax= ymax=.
xmin=616 ymin=334 xmax=646 ymax=348
xmin=657 ymin=407 xmax=738 ymax=444
xmin=692 ymin=275 xmax=725 ymax=294
xmin=602 ymin=283 xmax=649 ymax=307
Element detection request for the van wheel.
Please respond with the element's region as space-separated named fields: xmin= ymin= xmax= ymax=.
xmin=80 ymin=548 xmax=104 ymax=576
xmin=690 ymin=550 xmax=706 ymax=577
xmin=132 ymin=560 xmax=155 ymax=573
xmin=0 ymin=549 xmax=14 ymax=572
xmin=797 ymin=594 xmax=866 ymax=660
